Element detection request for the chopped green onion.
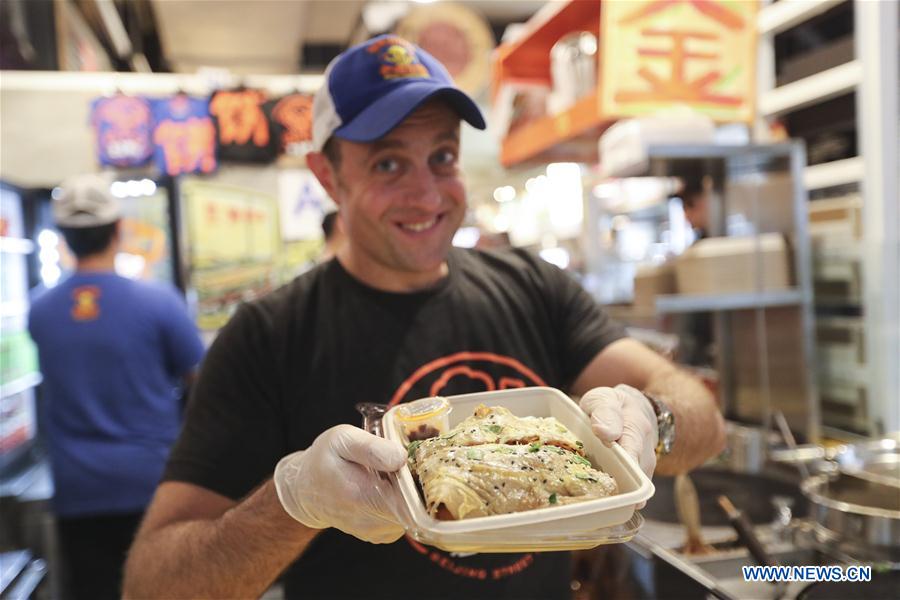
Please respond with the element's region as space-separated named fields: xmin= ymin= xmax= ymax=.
xmin=528 ymin=442 xmax=541 ymax=452
xmin=466 ymin=449 xmax=483 ymax=460
xmin=575 ymin=441 xmax=584 ymax=449
xmin=571 ymin=455 xmax=592 ymax=467
xmin=549 ymin=493 xmax=558 ymax=504
xmin=488 ymin=425 xmax=502 ymax=434
xmin=407 ymin=440 xmax=422 ymax=459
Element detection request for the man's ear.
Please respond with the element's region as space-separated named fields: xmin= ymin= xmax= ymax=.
xmin=307 ymin=151 xmax=340 ymax=207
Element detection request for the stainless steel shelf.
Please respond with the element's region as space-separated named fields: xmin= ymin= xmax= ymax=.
xmin=655 ymin=289 xmax=805 ymax=314
xmin=601 ymin=143 xmax=793 ymax=179
xmin=0 ymin=372 xmax=42 ymax=400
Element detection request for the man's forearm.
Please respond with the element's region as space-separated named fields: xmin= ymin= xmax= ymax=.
xmin=123 ymin=480 xmax=318 ymax=599
xmin=644 ymin=367 xmax=726 ymax=475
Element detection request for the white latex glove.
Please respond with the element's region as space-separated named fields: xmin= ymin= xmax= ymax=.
xmin=579 ymin=384 xmax=659 ymax=482
xmin=273 ymin=424 xmax=407 ymax=544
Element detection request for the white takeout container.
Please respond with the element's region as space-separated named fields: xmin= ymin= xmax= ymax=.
xmin=381 ymin=387 xmax=655 ymax=552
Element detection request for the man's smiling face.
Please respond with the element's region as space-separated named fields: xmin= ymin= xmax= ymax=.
xmin=318 ymin=100 xmax=466 ymax=291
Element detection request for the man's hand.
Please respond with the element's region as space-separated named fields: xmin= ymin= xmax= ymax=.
xmin=579 ymin=384 xmax=658 ymax=480
xmin=273 ymin=425 xmax=407 ymax=543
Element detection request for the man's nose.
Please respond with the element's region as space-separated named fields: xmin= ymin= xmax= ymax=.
xmin=403 ymin=165 xmax=441 ymax=208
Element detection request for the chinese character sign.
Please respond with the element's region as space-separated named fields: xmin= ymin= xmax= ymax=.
xmin=209 ymin=88 xmax=278 ymax=163
xmin=601 ymin=0 xmax=757 ymax=122
xmin=151 ymin=95 xmax=217 ymax=176
xmin=182 ymin=180 xmax=278 ymax=267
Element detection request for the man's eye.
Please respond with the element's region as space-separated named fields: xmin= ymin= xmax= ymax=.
xmin=432 ymin=150 xmax=457 ymax=166
xmin=374 ymin=158 xmax=399 ymax=173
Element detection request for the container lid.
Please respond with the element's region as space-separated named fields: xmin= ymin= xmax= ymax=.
xmin=395 ymin=396 xmax=450 ymax=423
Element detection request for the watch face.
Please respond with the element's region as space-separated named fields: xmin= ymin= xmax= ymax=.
xmin=658 ymin=407 xmax=675 ymax=455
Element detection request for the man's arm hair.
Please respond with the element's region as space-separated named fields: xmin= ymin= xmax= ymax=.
xmin=123 ymin=480 xmax=318 ymax=599
xmin=571 ymin=338 xmax=726 ymax=476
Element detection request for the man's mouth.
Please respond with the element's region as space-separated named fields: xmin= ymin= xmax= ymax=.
xmin=397 ymin=215 xmax=440 ymax=233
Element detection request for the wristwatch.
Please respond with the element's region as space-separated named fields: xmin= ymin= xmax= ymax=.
xmin=644 ymin=393 xmax=676 ymax=457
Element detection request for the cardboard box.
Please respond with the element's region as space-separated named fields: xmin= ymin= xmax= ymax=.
xmin=675 ymin=234 xmax=793 ymax=295
xmin=729 ymin=307 xmax=810 ymax=434
xmin=726 ymin=172 xmax=797 ymax=235
xmin=808 ymin=194 xmax=863 ymax=241
xmin=632 ymin=262 xmax=676 ymax=308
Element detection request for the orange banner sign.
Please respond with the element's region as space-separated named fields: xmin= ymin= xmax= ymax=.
xmin=601 ymin=0 xmax=757 ymax=122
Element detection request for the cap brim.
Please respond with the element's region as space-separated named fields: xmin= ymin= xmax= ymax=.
xmin=333 ymin=82 xmax=486 ymax=144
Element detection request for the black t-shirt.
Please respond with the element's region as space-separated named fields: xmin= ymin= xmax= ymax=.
xmin=209 ymin=88 xmax=278 ymax=163
xmin=164 ymin=248 xmax=626 ymax=600
xmin=264 ymin=93 xmax=313 ymax=156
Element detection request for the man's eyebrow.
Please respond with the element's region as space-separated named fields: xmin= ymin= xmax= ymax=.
xmin=366 ymin=139 xmax=404 ymax=156
xmin=433 ymin=130 xmax=459 ymax=144
xmin=365 ymin=129 xmax=459 ymax=158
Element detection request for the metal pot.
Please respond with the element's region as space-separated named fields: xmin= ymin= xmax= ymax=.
xmin=796 ymin=436 xmax=900 ymax=563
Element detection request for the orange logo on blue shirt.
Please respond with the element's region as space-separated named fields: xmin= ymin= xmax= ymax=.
xmin=367 ymin=36 xmax=430 ymax=80
xmin=71 ymin=286 xmax=101 ymax=321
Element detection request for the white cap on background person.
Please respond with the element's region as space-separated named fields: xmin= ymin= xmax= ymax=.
xmin=53 ymin=173 xmax=121 ymax=228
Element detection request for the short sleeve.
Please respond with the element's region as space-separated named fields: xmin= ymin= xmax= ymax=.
xmin=157 ymin=287 xmax=205 ymax=377
xmin=529 ymin=253 xmax=628 ymax=388
xmin=163 ymin=302 xmax=287 ymax=500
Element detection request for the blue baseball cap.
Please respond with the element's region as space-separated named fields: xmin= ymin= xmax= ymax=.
xmin=311 ymin=34 xmax=486 ymax=151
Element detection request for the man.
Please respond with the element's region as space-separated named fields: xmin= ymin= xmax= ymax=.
xmin=675 ymin=175 xmax=714 ymax=366
xmin=320 ymin=210 xmax=344 ymax=261
xmin=124 ymin=35 xmax=725 ymax=599
xmin=679 ymin=175 xmax=712 ymax=240
xmin=28 ymin=173 xmax=205 ymax=600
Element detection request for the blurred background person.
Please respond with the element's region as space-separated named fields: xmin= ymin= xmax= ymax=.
xmin=679 ymin=174 xmax=712 ymax=241
xmin=320 ymin=209 xmax=345 ymax=261
xmin=674 ymin=174 xmax=714 ymax=366
xmin=27 ymin=173 xmax=205 ymax=600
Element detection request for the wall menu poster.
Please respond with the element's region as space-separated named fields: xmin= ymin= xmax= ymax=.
xmin=277 ymin=169 xmax=333 ymax=242
xmin=181 ymin=180 xmax=280 ymax=330
xmin=118 ymin=191 xmax=174 ymax=283
xmin=600 ymin=0 xmax=757 ymax=123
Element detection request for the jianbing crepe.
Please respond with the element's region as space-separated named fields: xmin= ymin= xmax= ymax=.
xmin=407 ymin=404 xmax=617 ymax=520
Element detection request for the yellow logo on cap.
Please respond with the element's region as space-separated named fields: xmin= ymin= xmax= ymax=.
xmin=367 ymin=36 xmax=429 ymax=80
xmin=383 ymin=45 xmax=413 ymax=66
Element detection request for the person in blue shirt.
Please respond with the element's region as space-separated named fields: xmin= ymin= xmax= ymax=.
xmin=28 ymin=173 xmax=205 ymax=600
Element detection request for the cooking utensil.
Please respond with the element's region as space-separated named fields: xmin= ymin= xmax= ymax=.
xmin=717 ymin=495 xmax=777 ymax=567
xmin=773 ymin=410 xmax=810 ymax=479
xmin=802 ymin=436 xmax=899 ymax=560
xmin=802 ymin=471 xmax=900 ymax=563
xmin=355 ymin=402 xmax=387 ymax=436
xmin=770 ymin=433 xmax=900 ymax=488
xmin=674 ymin=474 xmax=714 ymax=555
xmin=642 ymin=468 xmax=807 ymax=526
